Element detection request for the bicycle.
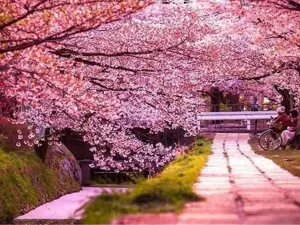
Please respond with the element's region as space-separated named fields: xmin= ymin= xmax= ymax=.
xmin=258 ymin=118 xmax=283 ymax=150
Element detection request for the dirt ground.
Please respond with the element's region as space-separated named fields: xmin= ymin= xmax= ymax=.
xmin=249 ymin=135 xmax=300 ymax=178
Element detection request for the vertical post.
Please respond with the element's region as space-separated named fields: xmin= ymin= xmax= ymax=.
xmin=246 ymin=120 xmax=251 ymax=131
xmin=79 ymin=160 xmax=91 ymax=185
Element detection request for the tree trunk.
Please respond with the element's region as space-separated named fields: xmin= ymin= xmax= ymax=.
xmin=210 ymin=87 xmax=221 ymax=112
xmin=209 ymin=87 xmax=222 ymax=124
xmin=227 ymin=94 xmax=240 ymax=111
xmin=274 ymin=86 xmax=293 ymax=113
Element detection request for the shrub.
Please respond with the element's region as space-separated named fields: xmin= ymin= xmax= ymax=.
xmin=83 ymin=138 xmax=211 ymax=224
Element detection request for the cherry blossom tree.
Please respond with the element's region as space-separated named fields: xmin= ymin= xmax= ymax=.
xmin=1 ymin=3 xmax=216 ymax=171
xmin=191 ymin=0 xmax=299 ymax=108
xmin=1 ymin=0 xmax=299 ymax=171
xmin=0 ymin=0 xmax=152 ymax=101
xmin=226 ymin=0 xmax=300 ymax=108
xmin=0 ymin=0 xmax=151 ymax=53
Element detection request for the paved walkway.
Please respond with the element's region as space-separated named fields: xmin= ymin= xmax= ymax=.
xmin=15 ymin=187 xmax=126 ymax=221
xmin=14 ymin=134 xmax=300 ymax=224
xmin=178 ymin=133 xmax=300 ymax=224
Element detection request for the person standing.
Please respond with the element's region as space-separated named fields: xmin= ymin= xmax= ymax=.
xmin=251 ymin=96 xmax=259 ymax=133
xmin=251 ymin=97 xmax=259 ymax=111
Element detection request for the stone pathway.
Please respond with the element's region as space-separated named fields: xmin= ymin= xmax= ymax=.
xmin=15 ymin=187 xmax=126 ymax=222
xmin=178 ymin=133 xmax=300 ymax=224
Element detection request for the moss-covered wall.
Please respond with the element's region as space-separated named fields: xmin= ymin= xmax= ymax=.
xmin=0 ymin=116 xmax=81 ymax=223
xmin=0 ymin=148 xmax=81 ymax=223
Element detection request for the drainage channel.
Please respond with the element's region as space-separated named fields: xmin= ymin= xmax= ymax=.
xmin=222 ymin=134 xmax=246 ymax=224
xmin=235 ymin=134 xmax=300 ymax=209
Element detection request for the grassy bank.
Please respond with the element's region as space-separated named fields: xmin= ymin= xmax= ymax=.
xmin=0 ymin=117 xmax=80 ymax=223
xmin=0 ymin=149 xmax=55 ymax=222
xmin=249 ymin=136 xmax=300 ymax=178
xmin=83 ymin=138 xmax=211 ymax=224
xmin=0 ymin=147 xmax=81 ymax=223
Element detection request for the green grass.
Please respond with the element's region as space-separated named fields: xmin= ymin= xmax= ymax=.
xmin=0 ymin=148 xmax=59 ymax=222
xmin=0 ymin=117 xmax=80 ymax=223
xmin=83 ymin=138 xmax=211 ymax=224
xmin=249 ymin=136 xmax=300 ymax=178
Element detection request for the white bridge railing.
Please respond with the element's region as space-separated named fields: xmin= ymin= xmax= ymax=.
xmin=197 ymin=111 xmax=277 ymax=130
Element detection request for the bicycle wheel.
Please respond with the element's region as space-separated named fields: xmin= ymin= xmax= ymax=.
xmin=259 ymin=130 xmax=282 ymax=150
